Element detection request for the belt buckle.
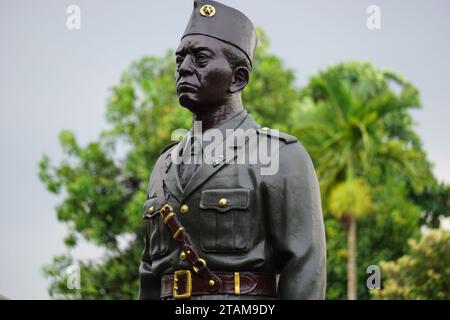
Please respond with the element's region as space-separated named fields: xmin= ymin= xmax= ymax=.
xmin=173 ymin=270 xmax=192 ymax=299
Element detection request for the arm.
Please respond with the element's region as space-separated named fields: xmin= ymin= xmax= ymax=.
xmin=265 ymin=142 xmax=326 ymax=299
xmin=138 ymin=158 xmax=162 ymax=300
xmin=139 ymin=257 xmax=161 ymax=299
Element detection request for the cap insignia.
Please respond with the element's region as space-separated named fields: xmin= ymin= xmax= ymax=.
xmin=199 ymin=4 xmax=216 ymax=17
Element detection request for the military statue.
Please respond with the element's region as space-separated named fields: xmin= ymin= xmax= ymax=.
xmin=139 ymin=0 xmax=326 ymax=300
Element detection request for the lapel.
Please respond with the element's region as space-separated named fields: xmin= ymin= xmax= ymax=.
xmin=180 ymin=113 xmax=257 ymax=202
xmin=161 ymin=140 xmax=185 ymax=202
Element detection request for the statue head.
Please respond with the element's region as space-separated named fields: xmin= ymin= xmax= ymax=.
xmin=176 ymin=0 xmax=257 ymax=114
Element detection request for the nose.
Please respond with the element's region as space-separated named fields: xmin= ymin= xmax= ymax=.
xmin=178 ymin=55 xmax=194 ymax=77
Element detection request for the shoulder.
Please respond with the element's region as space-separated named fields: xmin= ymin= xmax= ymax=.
xmin=254 ymin=126 xmax=314 ymax=167
xmin=245 ymin=114 xmax=297 ymax=144
xmin=256 ymin=127 xmax=298 ymax=144
xmin=147 ymin=141 xmax=180 ymax=186
xmin=155 ymin=141 xmax=180 ymax=166
xmin=255 ymin=127 xmax=315 ymax=167
xmin=159 ymin=141 xmax=180 ymax=157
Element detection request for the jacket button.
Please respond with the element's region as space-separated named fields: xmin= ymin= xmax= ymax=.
xmin=218 ymin=198 xmax=228 ymax=207
xmin=180 ymin=251 xmax=187 ymax=260
xmin=208 ymin=279 xmax=215 ymax=287
xmin=180 ymin=204 xmax=189 ymax=214
xmin=147 ymin=206 xmax=154 ymax=214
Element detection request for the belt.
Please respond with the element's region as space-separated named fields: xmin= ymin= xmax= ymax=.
xmin=161 ymin=271 xmax=277 ymax=299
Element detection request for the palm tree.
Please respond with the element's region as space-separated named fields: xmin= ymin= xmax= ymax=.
xmin=294 ymin=61 xmax=433 ymax=299
xmin=329 ymin=179 xmax=372 ymax=300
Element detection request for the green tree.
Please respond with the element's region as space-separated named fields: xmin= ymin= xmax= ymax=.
xmin=38 ymin=30 xmax=301 ymax=299
xmin=329 ymin=179 xmax=373 ymax=300
xmin=372 ymin=229 xmax=450 ymax=300
xmin=411 ymin=182 xmax=450 ymax=228
xmin=294 ymin=62 xmax=434 ymax=299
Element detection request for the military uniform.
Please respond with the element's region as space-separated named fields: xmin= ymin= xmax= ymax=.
xmin=139 ymin=0 xmax=326 ymax=300
xmin=139 ymin=109 xmax=326 ymax=299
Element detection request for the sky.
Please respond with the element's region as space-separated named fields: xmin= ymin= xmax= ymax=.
xmin=0 ymin=0 xmax=449 ymax=299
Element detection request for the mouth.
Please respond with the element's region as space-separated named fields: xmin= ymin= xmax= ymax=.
xmin=177 ymin=82 xmax=198 ymax=93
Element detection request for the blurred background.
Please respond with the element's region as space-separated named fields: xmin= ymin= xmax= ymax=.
xmin=0 ymin=0 xmax=449 ymax=299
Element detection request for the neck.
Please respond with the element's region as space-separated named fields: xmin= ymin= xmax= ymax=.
xmin=192 ymin=95 xmax=243 ymax=131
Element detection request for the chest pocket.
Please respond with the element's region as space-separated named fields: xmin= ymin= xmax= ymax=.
xmin=142 ymin=197 xmax=169 ymax=259
xmin=199 ymin=188 xmax=251 ymax=252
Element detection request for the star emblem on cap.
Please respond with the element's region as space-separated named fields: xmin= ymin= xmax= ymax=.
xmin=200 ymin=4 xmax=216 ymax=17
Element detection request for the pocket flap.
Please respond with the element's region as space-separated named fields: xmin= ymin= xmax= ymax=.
xmin=142 ymin=197 xmax=161 ymax=219
xmin=200 ymin=189 xmax=250 ymax=212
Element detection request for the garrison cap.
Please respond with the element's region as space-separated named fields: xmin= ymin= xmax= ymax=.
xmin=182 ymin=0 xmax=257 ymax=67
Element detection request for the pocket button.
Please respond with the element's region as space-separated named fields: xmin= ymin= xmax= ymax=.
xmin=218 ymin=198 xmax=228 ymax=207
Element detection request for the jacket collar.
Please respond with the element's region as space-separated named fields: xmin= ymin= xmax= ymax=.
xmin=162 ymin=110 xmax=260 ymax=202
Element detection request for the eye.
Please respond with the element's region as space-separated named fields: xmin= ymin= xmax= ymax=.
xmin=175 ymin=56 xmax=184 ymax=67
xmin=195 ymin=53 xmax=209 ymax=64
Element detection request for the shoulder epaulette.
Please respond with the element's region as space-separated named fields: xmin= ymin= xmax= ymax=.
xmin=159 ymin=141 xmax=180 ymax=156
xmin=257 ymin=127 xmax=298 ymax=144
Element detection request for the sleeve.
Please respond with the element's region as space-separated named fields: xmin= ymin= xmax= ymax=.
xmin=138 ymin=157 xmax=162 ymax=300
xmin=139 ymin=258 xmax=161 ymax=299
xmin=264 ymin=142 xmax=326 ymax=300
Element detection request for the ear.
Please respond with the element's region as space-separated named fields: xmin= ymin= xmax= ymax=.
xmin=229 ymin=66 xmax=250 ymax=93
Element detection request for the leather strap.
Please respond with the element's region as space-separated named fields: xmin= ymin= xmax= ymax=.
xmin=161 ymin=271 xmax=277 ymax=299
xmin=153 ymin=128 xmax=259 ymax=295
xmin=153 ymin=155 xmax=222 ymax=292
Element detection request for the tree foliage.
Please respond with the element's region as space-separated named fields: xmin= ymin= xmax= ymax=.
xmin=295 ymin=61 xmax=436 ymax=299
xmin=372 ymin=229 xmax=450 ymax=300
xmin=329 ymin=179 xmax=373 ymax=220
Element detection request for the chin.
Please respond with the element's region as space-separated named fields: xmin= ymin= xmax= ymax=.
xmin=178 ymin=93 xmax=203 ymax=113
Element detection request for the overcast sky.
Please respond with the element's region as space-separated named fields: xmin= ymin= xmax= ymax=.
xmin=1 ymin=0 xmax=449 ymax=299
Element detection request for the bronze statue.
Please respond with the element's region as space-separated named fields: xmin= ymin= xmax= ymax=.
xmin=139 ymin=0 xmax=326 ymax=300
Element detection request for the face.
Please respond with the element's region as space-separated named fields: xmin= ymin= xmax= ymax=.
xmin=175 ymin=34 xmax=234 ymax=113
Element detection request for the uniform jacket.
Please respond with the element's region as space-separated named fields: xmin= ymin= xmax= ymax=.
xmin=139 ymin=110 xmax=326 ymax=299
